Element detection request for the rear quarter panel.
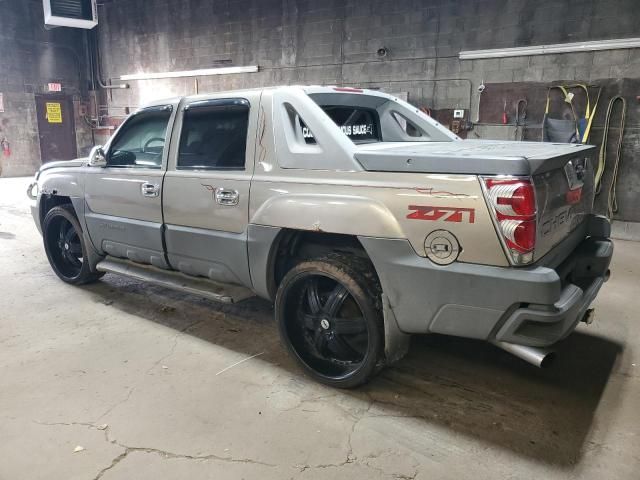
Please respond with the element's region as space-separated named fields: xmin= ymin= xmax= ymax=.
xmin=250 ymin=88 xmax=507 ymax=267
xmin=250 ymin=169 xmax=508 ymax=266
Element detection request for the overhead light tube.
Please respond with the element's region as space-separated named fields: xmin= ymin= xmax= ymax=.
xmin=459 ymin=37 xmax=640 ymax=60
xmin=120 ymin=65 xmax=259 ymax=81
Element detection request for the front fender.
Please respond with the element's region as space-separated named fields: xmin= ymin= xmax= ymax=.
xmin=36 ymin=169 xmax=85 ymax=224
xmin=34 ymin=168 xmax=104 ymax=272
xmin=38 ymin=169 xmax=84 ymax=199
xmin=30 ymin=170 xmax=84 ymax=234
xmin=250 ymin=193 xmax=404 ymax=238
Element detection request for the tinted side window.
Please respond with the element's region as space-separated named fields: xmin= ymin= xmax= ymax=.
xmin=178 ymin=102 xmax=249 ymax=170
xmin=108 ymin=109 xmax=171 ymax=168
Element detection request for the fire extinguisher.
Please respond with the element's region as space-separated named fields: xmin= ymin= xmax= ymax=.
xmin=1 ymin=137 xmax=10 ymax=157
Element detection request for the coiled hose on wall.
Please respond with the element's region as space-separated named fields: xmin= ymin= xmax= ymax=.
xmin=595 ymin=96 xmax=627 ymax=219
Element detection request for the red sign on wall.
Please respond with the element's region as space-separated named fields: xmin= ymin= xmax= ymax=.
xmin=48 ymin=83 xmax=62 ymax=92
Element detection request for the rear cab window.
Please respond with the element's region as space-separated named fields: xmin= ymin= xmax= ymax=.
xmin=300 ymin=106 xmax=380 ymax=145
xmin=305 ymin=90 xmax=455 ymax=144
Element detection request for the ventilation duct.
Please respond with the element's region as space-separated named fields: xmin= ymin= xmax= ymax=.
xmin=43 ymin=0 xmax=98 ymax=29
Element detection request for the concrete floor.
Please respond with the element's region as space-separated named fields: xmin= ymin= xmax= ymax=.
xmin=0 ymin=176 xmax=638 ymax=480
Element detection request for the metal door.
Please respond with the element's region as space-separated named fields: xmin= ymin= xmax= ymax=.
xmin=35 ymin=95 xmax=77 ymax=163
xmin=84 ymin=104 xmax=176 ymax=268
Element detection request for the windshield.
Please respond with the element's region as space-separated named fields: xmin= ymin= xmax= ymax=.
xmin=308 ymin=92 xmax=455 ymax=144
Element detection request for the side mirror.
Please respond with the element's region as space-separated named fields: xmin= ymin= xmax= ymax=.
xmin=88 ymin=146 xmax=107 ymax=167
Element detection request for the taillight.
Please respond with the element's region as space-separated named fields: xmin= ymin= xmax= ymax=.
xmin=482 ymin=177 xmax=537 ymax=265
xmin=565 ymin=188 xmax=582 ymax=205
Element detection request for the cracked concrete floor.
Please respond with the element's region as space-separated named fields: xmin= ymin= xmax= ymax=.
xmin=1 ymin=176 xmax=639 ymax=480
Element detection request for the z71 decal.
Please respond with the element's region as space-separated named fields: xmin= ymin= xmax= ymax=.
xmin=407 ymin=205 xmax=475 ymax=223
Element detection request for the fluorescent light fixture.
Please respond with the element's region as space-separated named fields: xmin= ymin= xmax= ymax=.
xmin=120 ymin=65 xmax=258 ymax=81
xmin=459 ymin=37 xmax=640 ymax=60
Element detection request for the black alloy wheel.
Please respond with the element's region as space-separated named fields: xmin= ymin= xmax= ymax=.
xmin=276 ymin=254 xmax=383 ymax=388
xmin=43 ymin=205 xmax=103 ymax=285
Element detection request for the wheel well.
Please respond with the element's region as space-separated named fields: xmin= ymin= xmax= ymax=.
xmin=269 ymin=229 xmax=375 ymax=296
xmin=40 ymin=195 xmax=74 ymax=225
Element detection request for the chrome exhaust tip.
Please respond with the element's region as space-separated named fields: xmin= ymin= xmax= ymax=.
xmin=581 ymin=308 xmax=596 ymax=325
xmin=491 ymin=340 xmax=555 ymax=368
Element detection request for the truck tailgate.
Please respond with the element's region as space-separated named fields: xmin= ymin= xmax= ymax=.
xmin=534 ymin=153 xmax=596 ymax=260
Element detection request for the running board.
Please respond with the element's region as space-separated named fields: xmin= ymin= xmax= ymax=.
xmin=96 ymin=256 xmax=255 ymax=304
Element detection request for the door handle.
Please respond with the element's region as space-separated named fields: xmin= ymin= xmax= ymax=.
xmin=214 ymin=188 xmax=239 ymax=206
xmin=141 ymin=182 xmax=160 ymax=197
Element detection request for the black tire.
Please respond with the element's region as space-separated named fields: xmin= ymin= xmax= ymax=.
xmin=43 ymin=204 xmax=104 ymax=285
xmin=275 ymin=253 xmax=384 ymax=388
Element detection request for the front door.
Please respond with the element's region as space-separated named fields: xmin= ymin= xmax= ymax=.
xmin=84 ymin=104 xmax=175 ymax=268
xmin=162 ymin=93 xmax=260 ymax=287
xmin=35 ymin=95 xmax=77 ymax=163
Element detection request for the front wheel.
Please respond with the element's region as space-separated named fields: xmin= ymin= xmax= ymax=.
xmin=275 ymin=254 xmax=384 ymax=388
xmin=43 ymin=205 xmax=103 ymax=285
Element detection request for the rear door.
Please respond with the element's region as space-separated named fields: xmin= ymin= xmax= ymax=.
xmin=84 ymin=104 xmax=175 ymax=268
xmin=162 ymin=92 xmax=260 ymax=287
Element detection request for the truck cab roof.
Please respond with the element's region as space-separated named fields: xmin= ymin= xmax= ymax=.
xmin=139 ymin=85 xmax=403 ymax=110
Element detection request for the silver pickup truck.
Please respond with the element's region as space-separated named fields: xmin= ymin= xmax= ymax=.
xmin=28 ymin=85 xmax=613 ymax=387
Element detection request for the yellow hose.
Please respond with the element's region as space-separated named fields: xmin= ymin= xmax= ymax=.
xmin=595 ymin=96 xmax=626 ymax=218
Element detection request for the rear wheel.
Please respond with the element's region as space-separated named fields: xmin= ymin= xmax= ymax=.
xmin=43 ymin=205 xmax=103 ymax=285
xmin=276 ymin=254 xmax=384 ymax=388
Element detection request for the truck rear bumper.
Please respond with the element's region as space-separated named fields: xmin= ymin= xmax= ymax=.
xmin=494 ymin=238 xmax=612 ymax=346
xmin=359 ymin=226 xmax=613 ymax=348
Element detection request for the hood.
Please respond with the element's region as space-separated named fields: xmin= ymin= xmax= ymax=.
xmin=354 ymin=140 xmax=595 ymax=176
xmin=37 ymin=158 xmax=87 ymax=177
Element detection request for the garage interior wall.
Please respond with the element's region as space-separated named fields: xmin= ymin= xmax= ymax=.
xmin=0 ymin=0 xmax=93 ymax=177
xmin=95 ymin=0 xmax=640 ymax=223
xmin=2 ymin=0 xmax=639 ymax=223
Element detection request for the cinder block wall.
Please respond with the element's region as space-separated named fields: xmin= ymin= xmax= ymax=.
xmin=99 ymin=0 xmax=640 ymax=105
xmin=0 ymin=0 xmax=93 ymax=177
xmin=2 ymin=0 xmax=637 ymax=219
xmin=97 ymin=0 xmax=640 ymax=222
